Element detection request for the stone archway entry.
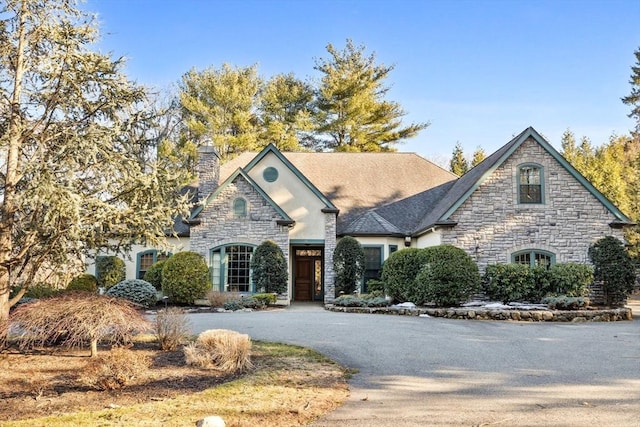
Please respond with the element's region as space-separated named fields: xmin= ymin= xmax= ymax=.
xmin=293 ymin=247 xmax=323 ymax=302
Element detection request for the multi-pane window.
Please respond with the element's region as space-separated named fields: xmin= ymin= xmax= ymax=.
xmin=211 ymin=244 xmax=255 ymax=293
xmin=513 ymin=250 xmax=554 ymax=269
xmin=363 ymin=246 xmax=383 ymax=291
xmin=519 ymin=165 xmax=542 ymax=204
xmin=137 ymin=250 xmax=171 ymax=279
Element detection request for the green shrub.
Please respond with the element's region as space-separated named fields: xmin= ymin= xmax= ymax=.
xmin=223 ymin=296 xmax=268 ymax=311
xmin=96 ymin=256 xmax=126 ymax=290
xmin=253 ymin=293 xmax=277 ymax=305
xmin=414 ymin=245 xmax=481 ymax=306
xmin=381 ymin=248 xmax=430 ymax=303
xmin=250 ymin=241 xmax=288 ymax=294
xmin=542 ymin=295 xmax=590 ymax=310
xmin=483 ymin=263 xmax=537 ymax=304
xmin=530 ymin=266 xmax=553 ymax=302
xmin=365 ymin=279 xmax=384 ymax=297
xmin=239 ymin=297 xmax=266 ymax=310
xmin=548 ymin=263 xmax=593 ymax=297
xmin=223 ymin=300 xmax=244 ymax=311
xmin=333 ymin=295 xmax=390 ymax=307
xmin=161 ymin=252 xmax=210 ymax=304
xmin=333 ymin=236 xmax=365 ymax=295
xmin=24 ymin=283 xmax=60 ymax=298
xmin=589 ymin=236 xmax=635 ymax=307
xmin=333 ymin=295 xmax=366 ymax=307
xmin=105 ymin=279 xmax=158 ymax=308
xmin=66 ymin=274 xmax=98 ymax=293
xmin=143 ymin=260 xmax=165 ymax=291
xmin=363 ymin=296 xmax=390 ymax=307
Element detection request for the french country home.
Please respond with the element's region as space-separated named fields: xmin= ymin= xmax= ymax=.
xmin=87 ymin=127 xmax=634 ymax=304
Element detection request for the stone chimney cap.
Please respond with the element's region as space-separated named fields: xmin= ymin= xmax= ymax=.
xmin=198 ymin=146 xmax=220 ymax=156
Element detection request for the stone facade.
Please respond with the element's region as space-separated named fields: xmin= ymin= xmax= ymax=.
xmin=197 ymin=147 xmax=219 ymax=202
xmin=190 ymin=175 xmax=290 ymax=268
xmin=323 ymin=212 xmax=337 ymax=303
xmin=440 ymin=137 xmax=625 ymax=271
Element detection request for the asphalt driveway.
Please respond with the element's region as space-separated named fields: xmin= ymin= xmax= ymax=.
xmin=188 ymin=304 xmax=640 ymax=426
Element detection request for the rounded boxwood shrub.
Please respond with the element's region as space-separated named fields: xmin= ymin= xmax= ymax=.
xmin=143 ymin=260 xmax=165 ymax=291
xmin=250 ymin=241 xmax=288 ymax=294
xmin=66 ymin=274 xmax=98 ymax=293
xmin=162 ymin=252 xmax=210 ymax=304
xmin=381 ymin=248 xmax=430 ymax=303
xmin=414 ymin=245 xmax=480 ymax=306
xmin=333 ymin=236 xmax=365 ymax=295
xmin=96 ymin=256 xmax=126 ymax=290
xmin=105 ymin=279 xmax=158 ymax=308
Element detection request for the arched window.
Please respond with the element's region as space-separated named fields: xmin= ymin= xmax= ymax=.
xmin=518 ymin=164 xmax=544 ymax=204
xmin=512 ymin=249 xmax=555 ymax=269
xmin=136 ymin=250 xmax=171 ymax=279
xmin=210 ymin=244 xmax=256 ymax=293
xmin=233 ymin=197 xmax=247 ymax=218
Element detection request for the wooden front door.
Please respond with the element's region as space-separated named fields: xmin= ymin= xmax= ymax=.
xmin=293 ymin=248 xmax=323 ymax=301
xmin=294 ymin=258 xmax=313 ymax=301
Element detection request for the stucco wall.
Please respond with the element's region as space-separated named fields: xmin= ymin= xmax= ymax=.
xmin=247 ymin=151 xmax=328 ymax=240
xmin=440 ymin=138 xmax=625 ymax=271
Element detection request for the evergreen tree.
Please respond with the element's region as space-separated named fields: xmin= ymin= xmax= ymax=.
xmin=179 ymin=63 xmax=262 ymax=162
xmin=314 ymin=39 xmax=428 ymax=152
xmin=259 ymin=73 xmax=315 ymax=151
xmin=449 ymin=142 xmax=469 ymax=176
xmin=333 ymin=236 xmax=365 ymax=295
xmin=0 ymin=0 xmax=192 ymax=337
xmin=471 ymin=146 xmax=486 ymax=167
xmin=621 ymin=47 xmax=640 ymax=135
xmin=250 ymin=241 xmax=288 ymax=294
xmin=560 ymin=129 xmax=579 ymax=165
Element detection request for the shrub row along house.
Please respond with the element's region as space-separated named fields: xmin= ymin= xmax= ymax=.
xmin=86 ymin=127 xmax=634 ymax=304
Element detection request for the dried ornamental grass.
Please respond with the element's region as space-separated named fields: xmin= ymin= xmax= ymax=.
xmin=79 ymin=347 xmax=151 ymax=390
xmin=184 ymin=329 xmax=253 ymax=373
xmin=155 ymin=307 xmax=191 ymax=351
xmin=10 ymin=292 xmax=150 ymax=356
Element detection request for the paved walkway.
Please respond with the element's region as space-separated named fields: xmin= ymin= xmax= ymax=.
xmin=188 ymin=303 xmax=640 ymax=426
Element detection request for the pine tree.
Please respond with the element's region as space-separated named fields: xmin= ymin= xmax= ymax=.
xmin=314 ymin=39 xmax=428 ymax=152
xmin=621 ymin=47 xmax=640 ymax=135
xmin=179 ymin=64 xmax=262 ymax=162
xmin=449 ymin=142 xmax=469 ymax=176
xmin=471 ymin=147 xmax=486 ymax=167
xmin=259 ymin=73 xmax=315 ymax=151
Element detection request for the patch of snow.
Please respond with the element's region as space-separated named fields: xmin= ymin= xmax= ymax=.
xmin=393 ymin=302 xmax=416 ymax=308
xmin=419 ymin=314 xmax=431 ymax=318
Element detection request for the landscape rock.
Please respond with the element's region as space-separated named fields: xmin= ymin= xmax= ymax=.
xmin=196 ymin=416 xmax=226 ymax=427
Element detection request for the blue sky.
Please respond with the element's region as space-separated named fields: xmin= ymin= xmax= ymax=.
xmin=83 ymin=0 xmax=640 ymax=164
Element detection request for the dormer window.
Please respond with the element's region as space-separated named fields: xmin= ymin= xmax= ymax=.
xmin=518 ymin=164 xmax=543 ymax=204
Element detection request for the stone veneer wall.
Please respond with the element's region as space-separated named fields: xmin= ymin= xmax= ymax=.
xmin=190 ymin=175 xmax=290 ymax=284
xmin=323 ymin=213 xmax=337 ymax=304
xmin=440 ymin=138 xmax=626 ymax=271
xmin=197 ymin=147 xmax=219 ymax=201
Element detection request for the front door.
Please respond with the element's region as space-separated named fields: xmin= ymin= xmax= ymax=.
xmin=293 ymin=248 xmax=323 ymax=301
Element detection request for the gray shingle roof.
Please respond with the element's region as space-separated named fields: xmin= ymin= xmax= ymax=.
xmin=221 ymin=151 xmax=458 ymax=234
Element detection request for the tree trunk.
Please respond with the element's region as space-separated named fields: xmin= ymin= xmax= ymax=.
xmin=90 ymin=339 xmax=98 ymax=357
xmin=0 ymin=0 xmax=27 ymax=335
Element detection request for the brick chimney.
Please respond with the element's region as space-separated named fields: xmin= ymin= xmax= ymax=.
xmin=197 ymin=146 xmax=220 ymax=201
